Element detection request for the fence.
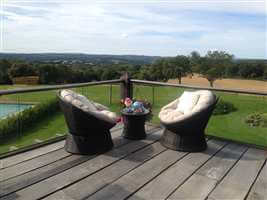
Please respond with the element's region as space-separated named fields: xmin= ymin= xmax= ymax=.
xmin=0 ymin=74 xmax=266 ymax=157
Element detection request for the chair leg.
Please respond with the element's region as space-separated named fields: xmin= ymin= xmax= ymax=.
xmin=160 ymin=128 xmax=207 ymax=152
xmin=65 ymin=130 xmax=113 ymax=155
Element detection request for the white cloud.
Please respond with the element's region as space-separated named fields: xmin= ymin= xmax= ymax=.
xmin=1 ymin=0 xmax=266 ymax=58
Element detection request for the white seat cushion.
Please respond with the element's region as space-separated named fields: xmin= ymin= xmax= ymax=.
xmin=61 ymin=90 xmax=97 ymax=111
xmin=159 ymin=90 xmax=215 ymax=123
xmin=177 ymin=91 xmax=200 ymax=114
xmin=76 ymin=94 xmax=97 ymax=111
xmin=60 ymin=89 xmax=117 ymax=123
xmin=99 ymin=110 xmax=118 ymax=122
xmin=61 ymin=89 xmax=75 ymax=102
xmin=159 ymin=109 xmax=183 ymax=123
xmin=93 ymin=102 xmax=109 ymax=111
xmin=192 ymin=90 xmax=216 ymax=113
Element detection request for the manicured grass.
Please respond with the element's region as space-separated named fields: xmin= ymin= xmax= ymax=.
xmin=207 ymin=92 xmax=267 ymax=147
xmin=133 ymin=85 xmax=267 ymax=147
xmin=0 ymin=112 xmax=67 ymax=154
xmin=0 ymin=85 xmax=122 ymax=154
xmin=0 ymin=83 xmax=266 ymax=155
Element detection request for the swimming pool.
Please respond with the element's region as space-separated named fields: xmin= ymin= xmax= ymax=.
xmin=0 ymin=104 xmax=33 ymax=119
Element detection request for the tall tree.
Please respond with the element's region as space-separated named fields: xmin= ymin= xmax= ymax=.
xmin=8 ymin=63 xmax=37 ymax=79
xmin=200 ymin=51 xmax=233 ymax=87
xmin=204 ymin=67 xmax=222 ymax=87
xmin=189 ymin=51 xmax=202 ymax=73
xmin=0 ymin=59 xmax=12 ymax=84
xmin=169 ymin=55 xmax=191 ymax=84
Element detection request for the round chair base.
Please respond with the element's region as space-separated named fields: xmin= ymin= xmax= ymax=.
xmin=65 ymin=131 xmax=113 ymax=155
xmin=160 ymin=129 xmax=207 ymax=152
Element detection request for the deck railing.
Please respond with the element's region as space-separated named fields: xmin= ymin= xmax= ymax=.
xmin=0 ymin=79 xmax=122 ymax=158
xmin=0 ymin=74 xmax=266 ymax=157
xmin=129 ymin=78 xmax=267 ymax=150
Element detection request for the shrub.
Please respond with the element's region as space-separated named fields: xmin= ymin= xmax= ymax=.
xmin=8 ymin=63 xmax=37 ymax=78
xmin=213 ymin=100 xmax=237 ymax=115
xmin=0 ymin=98 xmax=60 ymax=140
xmin=245 ymin=112 xmax=267 ymax=128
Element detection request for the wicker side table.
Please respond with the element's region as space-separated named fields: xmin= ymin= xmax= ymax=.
xmin=121 ymin=109 xmax=150 ymax=140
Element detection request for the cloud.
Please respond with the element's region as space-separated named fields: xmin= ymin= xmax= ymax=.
xmin=1 ymin=0 xmax=266 ymax=58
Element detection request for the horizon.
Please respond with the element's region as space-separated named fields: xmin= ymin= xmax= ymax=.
xmin=0 ymin=52 xmax=266 ymax=61
xmin=1 ymin=0 xmax=266 ymax=59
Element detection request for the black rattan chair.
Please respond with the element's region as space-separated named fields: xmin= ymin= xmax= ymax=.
xmin=159 ymin=91 xmax=218 ymax=152
xmin=58 ymin=90 xmax=116 ymax=155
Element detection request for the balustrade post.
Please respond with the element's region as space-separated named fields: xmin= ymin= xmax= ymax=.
xmin=109 ymin=84 xmax=112 ymax=105
xmin=120 ymin=72 xmax=133 ymax=101
xmin=152 ymin=86 xmax=155 ymax=105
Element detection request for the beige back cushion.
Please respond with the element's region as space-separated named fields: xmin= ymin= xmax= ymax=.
xmin=61 ymin=90 xmax=97 ymax=111
xmin=177 ymin=91 xmax=200 ymax=114
xmin=60 ymin=90 xmax=117 ymax=123
xmin=192 ymin=90 xmax=216 ymax=113
xmin=159 ymin=90 xmax=215 ymax=123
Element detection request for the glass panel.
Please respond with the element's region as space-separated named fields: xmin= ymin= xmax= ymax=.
xmin=0 ymin=89 xmax=66 ymax=154
xmin=207 ymin=92 xmax=267 ymax=147
xmin=0 ymin=83 xmax=120 ymax=155
xmin=139 ymin=84 xmax=267 ymax=148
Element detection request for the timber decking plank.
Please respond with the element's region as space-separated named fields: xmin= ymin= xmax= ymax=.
xmin=87 ymin=146 xmax=201 ymax=200
xmin=0 ymin=141 xmax=65 ymax=169
xmin=168 ymin=143 xmax=248 ymax=200
xmin=44 ymin=142 xmax=166 ymax=200
xmin=247 ymin=161 xmax=267 ymax=200
xmin=0 ymin=124 xmax=123 ymax=170
xmin=0 ymin=148 xmax=71 ymax=182
xmin=0 ymin=129 xmax=163 ymax=200
xmin=127 ymin=139 xmax=227 ymax=200
xmin=87 ymin=150 xmax=186 ymax=200
xmin=208 ymin=148 xmax=267 ymax=200
xmin=0 ymin=127 xmax=127 ymax=198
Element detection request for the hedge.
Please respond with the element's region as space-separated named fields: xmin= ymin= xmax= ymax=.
xmin=0 ymin=98 xmax=60 ymax=140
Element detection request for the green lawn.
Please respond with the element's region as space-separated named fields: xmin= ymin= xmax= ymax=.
xmin=133 ymin=85 xmax=267 ymax=147
xmin=0 ymin=85 xmax=122 ymax=154
xmin=0 ymin=84 xmax=266 ymax=155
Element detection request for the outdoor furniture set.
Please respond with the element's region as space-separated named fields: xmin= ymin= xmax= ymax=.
xmin=58 ymin=89 xmax=218 ymax=155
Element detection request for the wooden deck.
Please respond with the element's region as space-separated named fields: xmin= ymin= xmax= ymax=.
xmin=0 ymin=124 xmax=266 ymax=200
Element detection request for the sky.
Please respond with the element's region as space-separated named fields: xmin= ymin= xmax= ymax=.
xmin=0 ymin=0 xmax=266 ymax=59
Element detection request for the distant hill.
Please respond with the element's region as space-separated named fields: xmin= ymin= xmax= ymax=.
xmin=235 ymin=58 xmax=267 ymax=64
xmin=0 ymin=53 xmax=161 ymax=65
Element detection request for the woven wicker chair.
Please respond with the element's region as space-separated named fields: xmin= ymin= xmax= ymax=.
xmin=58 ymin=90 xmax=117 ymax=155
xmin=159 ymin=90 xmax=218 ymax=152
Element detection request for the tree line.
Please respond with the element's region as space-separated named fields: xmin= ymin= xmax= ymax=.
xmin=0 ymin=51 xmax=266 ymax=87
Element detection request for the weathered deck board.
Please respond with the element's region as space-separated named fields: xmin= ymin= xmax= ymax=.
xmin=127 ymin=139 xmax=226 ymax=200
xmin=0 ymin=125 xmax=266 ymax=200
xmin=208 ymin=148 xmax=267 ymax=200
xmin=44 ymin=142 xmax=166 ymax=200
xmin=0 ymin=124 xmax=123 ymax=170
xmin=87 ymin=149 xmax=187 ymax=200
xmin=168 ymin=143 xmax=248 ymax=200
xmin=247 ymin=161 xmax=267 ymax=200
xmin=0 ymin=128 xmax=162 ymax=200
xmin=0 ymin=125 xmax=158 ymax=198
xmin=0 ymin=140 xmax=65 ymax=169
xmin=0 ymin=148 xmax=71 ymax=182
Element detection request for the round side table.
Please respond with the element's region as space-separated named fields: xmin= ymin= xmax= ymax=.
xmin=121 ymin=109 xmax=150 ymax=140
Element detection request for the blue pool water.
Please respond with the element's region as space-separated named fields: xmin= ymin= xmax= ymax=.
xmin=0 ymin=104 xmax=33 ymax=119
